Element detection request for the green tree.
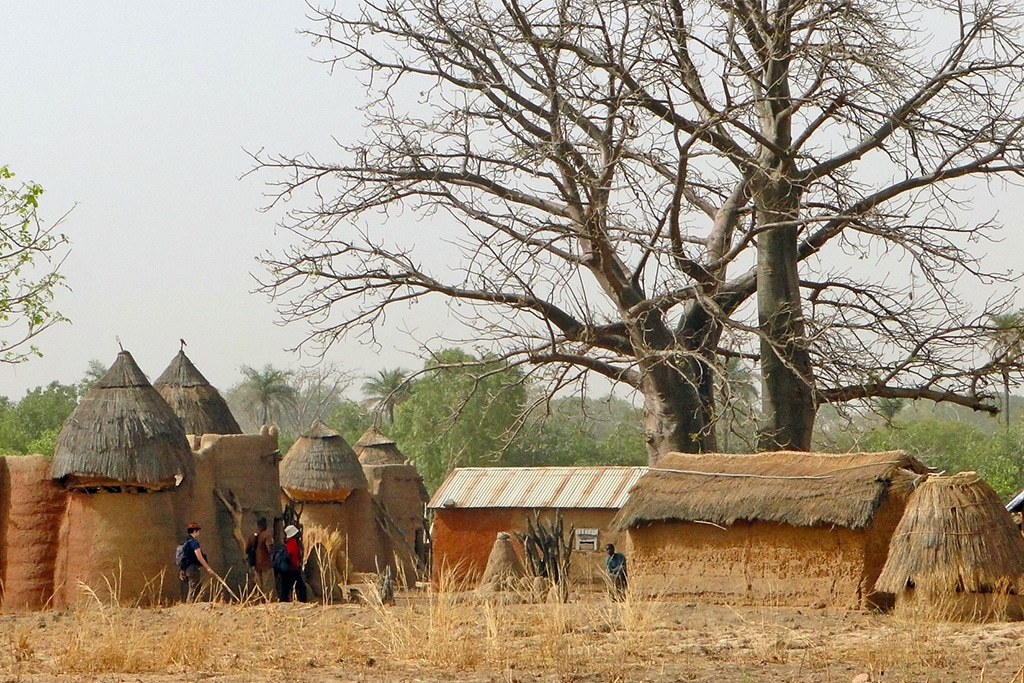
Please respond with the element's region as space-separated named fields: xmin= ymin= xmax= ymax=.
xmin=0 ymin=165 xmax=69 ymax=363
xmin=392 ymin=349 xmax=527 ymax=490
xmin=77 ymin=358 xmax=108 ymax=397
xmin=361 ymin=367 xmax=411 ymax=425
xmin=0 ymin=381 xmax=78 ymax=455
xmin=327 ymin=397 xmax=375 ymax=445
xmin=505 ymin=396 xmax=646 ymax=467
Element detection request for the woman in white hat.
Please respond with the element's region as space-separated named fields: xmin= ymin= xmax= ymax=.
xmin=280 ymin=524 xmax=307 ymax=602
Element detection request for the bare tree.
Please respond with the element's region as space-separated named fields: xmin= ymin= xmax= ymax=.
xmin=283 ymin=363 xmax=357 ymax=435
xmin=257 ymin=0 xmax=1024 ymax=463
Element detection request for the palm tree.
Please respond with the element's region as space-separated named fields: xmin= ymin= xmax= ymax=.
xmin=237 ymin=364 xmax=298 ymax=427
xmin=361 ymin=367 xmax=411 ymax=424
xmin=988 ymin=312 xmax=1024 ymax=430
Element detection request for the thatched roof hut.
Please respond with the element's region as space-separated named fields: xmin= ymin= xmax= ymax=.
xmin=876 ymin=472 xmax=1024 ymax=597
xmin=51 ymin=350 xmax=193 ymax=491
xmin=613 ymin=450 xmax=929 ymax=531
xmin=153 ymin=350 xmax=241 ymax=436
xmin=355 ymin=426 xmax=407 ymax=465
xmin=280 ymin=420 xmax=368 ymax=502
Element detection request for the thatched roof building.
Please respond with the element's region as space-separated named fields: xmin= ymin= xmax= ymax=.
xmin=612 ymin=451 xmax=930 ymax=607
xmin=51 ymin=350 xmax=193 ymax=491
xmin=876 ymin=472 xmax=1024 ymax=596
xmin=153 ymin=350 xmax=241 ymax=436
xmin=355 ymin=426 xmax=407 ymax=465
xmin=613 ymin=450 xmax=929 ymax=531
xmin=280 ymin=420 xmax=368 ymax=502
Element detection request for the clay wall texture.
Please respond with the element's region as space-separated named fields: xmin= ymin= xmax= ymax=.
xmin=54 ymin=489 xmax=182 ymax=607
xmin=628 ymin=496 xmax=907 ymax=608
xmin=1 ymin=456 xmax=67 ymax=609
xmin=363 ymin=463 xmax=426 ymax=550
xmin=431 ymin=507 xmax=628 ymax=586
xmin=300 ymin=488 xmax=417 ymax=586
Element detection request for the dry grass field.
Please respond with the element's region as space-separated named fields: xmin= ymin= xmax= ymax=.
xmin=2 ymin=573 xmax=1024 ymax=683
xmin=2 ymin=583 xmax=1024 ymax=683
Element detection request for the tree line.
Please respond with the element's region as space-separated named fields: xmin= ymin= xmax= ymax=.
xmin=4 ymin=349 xmax=1024 ymax=499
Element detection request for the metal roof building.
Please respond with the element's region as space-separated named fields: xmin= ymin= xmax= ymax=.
xmin=428 ymin=466 xmax=647 ymax=510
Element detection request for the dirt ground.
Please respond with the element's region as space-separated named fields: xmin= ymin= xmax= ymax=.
xmin=1 ymin=590 xmax=1023 ymax=682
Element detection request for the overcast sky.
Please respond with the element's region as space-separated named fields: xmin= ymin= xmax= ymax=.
xmin=0 ymin=2 xmax=441 ymax=398
xmin=3 ymin=3 xmax=1023 ymax=402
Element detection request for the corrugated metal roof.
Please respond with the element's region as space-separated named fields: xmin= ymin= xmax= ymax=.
xmin=428 ymin=466 xmax=648 ymax=510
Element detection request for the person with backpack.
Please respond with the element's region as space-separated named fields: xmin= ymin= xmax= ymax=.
xmin=278 ymin=524 xmax=307 ymax=603
xmin=245 ymin=516 xmax=275 ymax=601
xmin=178 ymin=522 xmax=215 ymax=602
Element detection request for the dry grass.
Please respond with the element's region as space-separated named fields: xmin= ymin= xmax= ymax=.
xmin=1 ymin=574 xmax=1022 ymax=682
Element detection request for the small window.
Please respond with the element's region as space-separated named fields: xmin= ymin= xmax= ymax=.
xmin=574 ymin=528 xmax=600 ymax=552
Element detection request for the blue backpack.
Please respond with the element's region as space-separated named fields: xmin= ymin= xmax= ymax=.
xmin=272 ymin=544 xmax=291 ymax=572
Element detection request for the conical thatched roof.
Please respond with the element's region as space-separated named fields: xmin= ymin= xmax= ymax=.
xmin=876 ymin=472 xmax=1024 ymax=595
xmin=355 ymin=426 xmax=407 ymax=465
xmin=51 ymin=350 xmax=194 ymax=491
xmin=613 ymin=451 xmax=929 ymax=531
xmin=280 ymin=420 xmax=368 ymax=502
xmin=153 ymin=350 xmax=241 ymax=436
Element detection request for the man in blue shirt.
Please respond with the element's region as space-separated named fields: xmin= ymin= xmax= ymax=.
xmin=179 ymin=522 xmax=215 ymax=602
xmin=605 ymin=543 xmax=627 ymax=601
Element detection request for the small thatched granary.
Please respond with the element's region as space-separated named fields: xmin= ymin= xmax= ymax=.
xmin=875 ymin=472 xmax=1024 ymax=621
xmin=355 ymin=426 xmax=429 ymax=570
xmin=281 ymin=420 xmax=368 ymax=502
xmin=356 ymin=426 xmax=407 ymax=466
xmin=613 ymin=451 xmax=929 ymax=608
xmin=153 ymin=350 xmax=241 ymax=436
xmin=281 ymin=421 xmax=413 ymax=588
xmin=50 ymin=350 xmax=193 ymax=606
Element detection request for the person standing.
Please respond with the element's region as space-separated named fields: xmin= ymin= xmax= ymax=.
xmin=279 ymin=524 xmax=307 ymax=603
xmin=605 ymin=543 xmax=628 ymax=601
xmin=246 ymin=516 xmax=275 ymax=601
xmin=180 ymin=522 xmax=215 ymax=602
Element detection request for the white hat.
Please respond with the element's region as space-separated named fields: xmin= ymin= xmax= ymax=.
xmin=284 ymin=524 xmax=300 ymax=539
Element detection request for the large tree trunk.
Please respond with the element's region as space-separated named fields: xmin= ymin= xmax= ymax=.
xmin=641 ymin=356 xmax=714 ymax=465
xmin=756 ymin=181 xmax=816 ymax=450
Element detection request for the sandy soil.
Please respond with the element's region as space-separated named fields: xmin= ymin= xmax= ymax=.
xmin=1 ymin=592 xmax=1023 ymax=682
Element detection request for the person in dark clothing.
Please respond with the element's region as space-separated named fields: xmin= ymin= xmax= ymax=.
xmin=246 ymin=516 xmax=275 ymax=601
xmin=180 ymin=522 xmax=215 ymax=602
xmin=605 ymin=543 xmax=627 ymax=601
xmin=279 ymin=524 xmax=307 ymax=602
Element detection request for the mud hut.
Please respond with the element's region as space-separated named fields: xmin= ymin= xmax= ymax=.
xmin=613 ymin=451 xmax=929 ymax=608
xmin=876 ymin=472 xmax=1024 ymax=621
xmin=50 ymin=350 xmax=192 ymax=606
xmin=153 ymin=350 xmax=241 ymax=437
xmin=280 ymin=421 xmax=404 ymax=589
xmin=355 ymin=426 xmax=429 ymax=571
xmin=430 ymin=466 xmax=647 ymax=586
